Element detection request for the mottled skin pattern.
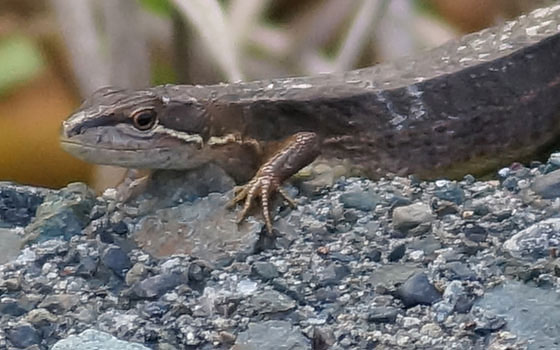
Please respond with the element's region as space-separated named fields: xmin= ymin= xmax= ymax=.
xmin=60 ymin=5 xmax=560 ymax=232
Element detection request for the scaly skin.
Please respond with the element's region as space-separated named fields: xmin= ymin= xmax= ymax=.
xmin=61 ymin=5 xmax=560 ymax=232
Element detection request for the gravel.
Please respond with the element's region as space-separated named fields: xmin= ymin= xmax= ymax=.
xmin=2 ymin=152 xmax=560 ymax=349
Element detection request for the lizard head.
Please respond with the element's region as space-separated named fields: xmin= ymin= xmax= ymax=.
xmin=60 ymin=87 xmax=211 ymax=169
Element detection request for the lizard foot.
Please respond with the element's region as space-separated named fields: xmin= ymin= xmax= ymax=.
xmin=228 ymin=172 xmax=294 ymax=234
xmin=228 ymin=131 xmax=320 ymax=234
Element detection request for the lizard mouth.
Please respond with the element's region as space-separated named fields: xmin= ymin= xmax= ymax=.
xmin=60 ymin=138 xmax=204 ymax=169
xmin=60 ymin=138 xmax=171 ymax=152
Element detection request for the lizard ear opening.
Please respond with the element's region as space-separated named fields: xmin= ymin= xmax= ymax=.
xmin=131 ymin=108 xmax=158 ymax=130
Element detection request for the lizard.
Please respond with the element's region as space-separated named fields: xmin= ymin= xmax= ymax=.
xmin=60 ymin=5 xmax=560 ymax=233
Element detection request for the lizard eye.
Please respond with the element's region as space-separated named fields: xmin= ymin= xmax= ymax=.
xmin=132 ymin=109 xmax=157 ymax=130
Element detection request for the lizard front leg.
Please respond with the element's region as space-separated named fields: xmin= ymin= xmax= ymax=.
xmin=229 ymin=131 xmax=320 ymax=234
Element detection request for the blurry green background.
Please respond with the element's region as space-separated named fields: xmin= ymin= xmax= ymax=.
xmin=0 ymin=0 xmax=552 ymax=190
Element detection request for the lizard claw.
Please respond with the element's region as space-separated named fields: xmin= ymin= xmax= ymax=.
xmin=228 ymin=132 xmax=320 ymax=234
xmin=229 ymin=171 xmax=280 ymax=234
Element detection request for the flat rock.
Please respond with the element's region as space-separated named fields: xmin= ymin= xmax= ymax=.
xmin=531 ymin=169 xmax=560 ymax=198
xmin=392 ymin=203 xmax=433 ymax=232
xmin=475 ymin=281 xmax=560 ymax=349
xmin=52 ymin=329 xmax=149 ymax=350
xmin=232 ymin=320 xmax=310 ymax=350
xmin=369 ymin=263 xmax=423 ymax=290
xmin=0 ymin=228 xmax=23 ymax=264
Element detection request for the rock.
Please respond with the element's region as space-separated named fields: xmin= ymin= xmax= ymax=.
xmin=23 ymin=183 xmax=96 ymax=244
xmin=463 ymin=224 xmax=488 ymax=243
xmin=101 ymin=245 xmax=132 ymax=278
xmin=503 ymin=218 xmax=560 ymax=260
xmin=251 ymin=262 xmax=279 ymax=281
xmin=0 ymin=182 xmax=50 ymax=228
xmin=140 ymin=301 xmax=170 ymax=319
xmin=339 ymin=190 xmax=380 ymax=211
xmin=125 ymin=263 xmax=148 ymax=286
xmin=367 ymin=306 xmax=399 ymax=323
xmin=433 ymin=280 xmax=471 ymax=321
xmin=0 ymin=297 xmax=27 ymax=316
xmin=388 ymin=243 xmax=406 ymax=262
xmin=434 ymin=181 xmax=465 ymax=204
xmin=52 ymin=329 xmax=149 ymax=350
xmin=471 ymin=307 xmax=506 ymax=336
xmin=249 ymin=290 xmax=296 ymax=314
xmin=0 ymin=228 xmax=23 ymax=264
xmin=364 ymin=249 xmax=382 ymax=262
xmin=316 ymin=263 xmax=350 ymax=287
xmin=392 ymin=203 xmax=433 ymax=232
xmin=475 ymin=281 xmax=560 ymax=348
xmin=38 ymin=294 xmax=80 ymax=313
xmin=133 ymin=192 xmax=261 ymax=261
xmin=369 ymin=264 xmax=423 ymax=291
xmin=130 ymin=273 xmax=187 ymax=299
xmin=420 ymin=323 xmax=442 ymax=337
xmin=232 ymin=320 xmax=309 ymax=350
xmin=445 ymin=262 xmax=476 ymax=281
xmin=408 ymin=236 xmax=441 ymax=256
xmin=25 ymin=308 xmax=58 ymax=325
xmin=531 ymin=169 xmax=560 ymax=198
xmin=76 ymin=256 xmax=98 ymax=277
xmin=396 ymin=273 xmax=442 ymax=307
xmin=7 ymin=323 xmax=41 ymax=348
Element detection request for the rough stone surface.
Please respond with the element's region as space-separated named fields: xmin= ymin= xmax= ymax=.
xmin=392 ymin=203 xmax=433 ymax=232
xmin=232 ymin=320 xmax=310 ymax=350
xmin=4 ymin=150 xmax=560 ymax=349
xmin=51 ymin=329 xmax=150 ymax=350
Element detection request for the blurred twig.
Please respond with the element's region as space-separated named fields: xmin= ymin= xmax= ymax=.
xmin=101 ymin=0 xmax=150 ymax=89
xmin=170 ymin=0 xmax=243 ymax=81
xmin=333 ymin=0 xmax=389 ymax=71
xmin=50 ymin=0 xmax=108 ymax=95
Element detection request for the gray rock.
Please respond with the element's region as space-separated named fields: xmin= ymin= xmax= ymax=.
xmin=133 ymin=192 xmax=261 ymax=261
xmin=531 ymin=169 xmax=560 ymax=198
xmin=388 ymin=243 xmax=406 ymax=262
xmin=434 ymin=181 xmax=465 ymax=204
xmin=125 ymin=263 xmax=148 ymax=286
xmin=475 ymin=281 xmax=560 ymax=349
xmin=25 ymin=308 xmax=58 ymax=325
xmin=101 ymin=245 xmax=132 ymax=277
xmin=52 ymin=329 xmax=149 ymax=350
xmin=445 ymin=262 xmax=476 ymax=281
xmin=392 ymin=203 xmax=433 ymax=232
xmin=7 ymin=323 xmax=41 ymax=348
xmin=251 ymin=261 xmax=279 ymax=281
xmin=232 ymin=320 xmax=310 ymax=350
xmin=0 ymin=182 xmax=50 ymax=228
xmin=470 ymin=307 xmax=506 ymax=336
xmin=0 ymin=228 xmax=23 ymax=264
xmin=339 ymin=190 xmax=380 ymax=211
xmin=316 ymin=263 xmax=350 ymax=286
xmin=503 ymin=218 xmax=560 ymax=260
xmin=369 ymin=264 xmax=423 ymax=290
xmin=23 ymin=183 xmax=96 ymax=244
xmin=0 ymin=297 xmax=27 ymax=316
xmin=249 ymin=290 xmax=296 ymax=314
xmin=367 ymin=306 xmax=399 ymax=323
xmin=396 ymin=273 xmax=442 ymax=307
xmin=434 ymin=280 xmax=471 ymax=321
xmin=130 ymin=273 xmax=187 ymax=299
xmin=38 ymin=294 xmax=80 ymax=313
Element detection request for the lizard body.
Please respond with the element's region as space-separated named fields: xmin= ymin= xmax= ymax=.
xmin=61 ymin=5 xmax=560 ymax=232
